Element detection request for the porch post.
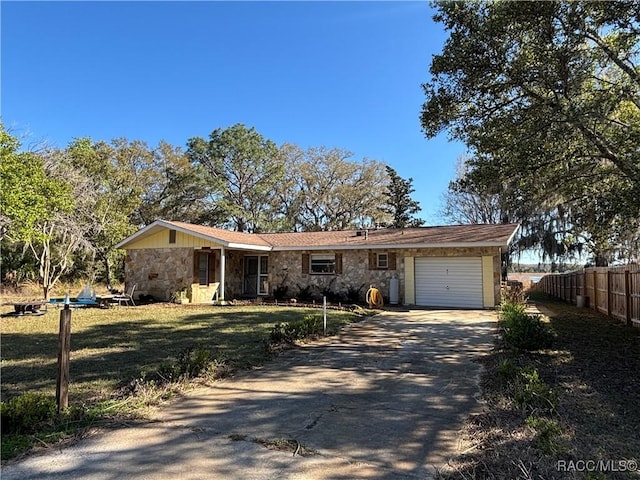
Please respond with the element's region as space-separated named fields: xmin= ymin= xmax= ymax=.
xmin=219 ymin=246 xmax=226 ymax=301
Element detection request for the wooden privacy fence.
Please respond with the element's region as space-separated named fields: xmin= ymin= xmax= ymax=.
xmin=537 ymin=264 xmax=640 ymax=327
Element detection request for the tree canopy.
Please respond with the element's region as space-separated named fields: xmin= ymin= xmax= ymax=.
xmin=0 ymin=126 xmax=73 ymax=242
xmin=422 ymin=0 xmax=640 ymax=264
xmin=277 ymin=145 xmax=390 ymax=231
xmin=65 ymin=137 xmax=158 ymax=287
xmin=187 ymin=124 xmax=283 ymax=233
xmin=0 ymin=126 xmax=85 ymax=297
xmin=2 ymin=122 xmax=427 ymax=290
xmin=440 ymin=157 xmax=510 ymax=226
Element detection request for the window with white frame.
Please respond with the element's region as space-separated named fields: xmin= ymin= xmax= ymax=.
xmin=310 ymin=254 xmax=336 ymax=274
xmin=376 ymin=253 xmax=388 ymax=269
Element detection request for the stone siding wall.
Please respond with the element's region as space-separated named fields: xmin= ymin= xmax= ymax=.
xmin=125 ymin=248 xmax=193 ymax=301
xmin=125 ymin=248 xmax=255 ymax=303
xmin=126 ymin=246 xmax=503 ymax=306
xmin=268 ymin=246 xmax=502 ymax=306
xmin=268 ymin=250 xmax=397 ymax=303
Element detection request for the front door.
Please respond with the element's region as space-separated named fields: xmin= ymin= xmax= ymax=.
xmin=244 ymin=256 xmax=268 ymax=296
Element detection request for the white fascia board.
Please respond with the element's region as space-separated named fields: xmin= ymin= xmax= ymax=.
xmin=505 ymin=224 xmax=521 ymax=247
xmin=227 ymin=243 xmax=272 ymax=252
xmin=270 ymin=242 xmax=509 ymax=251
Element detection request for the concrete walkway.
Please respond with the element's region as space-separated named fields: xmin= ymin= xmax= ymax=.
xmin=2 ymin=309 xmax=497 ymax=480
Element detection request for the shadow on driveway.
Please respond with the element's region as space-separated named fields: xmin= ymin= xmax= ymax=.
xmin=2 ymin=309 xmax=497 ymax=480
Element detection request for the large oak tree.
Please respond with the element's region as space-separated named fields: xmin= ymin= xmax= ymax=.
xmin=422 ymin=1 xmax=640 ymax=264
xmin=187 ymin=124 xmax=283 ymax=232
xmin=276 ymin=144 xmax=389 ymax=231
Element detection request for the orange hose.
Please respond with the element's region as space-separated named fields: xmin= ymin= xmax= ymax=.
xmin=366 ymin=287 xmax=384 ymax=308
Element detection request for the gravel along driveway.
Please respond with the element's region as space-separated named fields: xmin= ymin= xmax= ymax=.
xmin=2 ymin=309 xmax=497 ymax=480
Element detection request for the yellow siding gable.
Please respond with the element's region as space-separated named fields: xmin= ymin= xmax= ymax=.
xmin=124 ymin=229 xmax=223 ymax=250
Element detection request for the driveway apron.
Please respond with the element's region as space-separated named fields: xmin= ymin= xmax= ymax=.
xmin=2 ymin=309 xmax=497 ymax=480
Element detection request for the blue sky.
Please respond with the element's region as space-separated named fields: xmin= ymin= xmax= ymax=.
xmin=2 ymin=1 xmax=467 ymax=223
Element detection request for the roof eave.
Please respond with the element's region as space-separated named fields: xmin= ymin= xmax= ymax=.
xmin=271 ymin=241 xmax=510 ymax=251
xmin=115 ymin=220 xmax=274 ymax=250
xmin=227 ymin=243 xmax=272 ymax=252
xmin=116 ymin=222 xmax=520 ymax=251
xmin=505 ymin=224 xmax=521 ymax=247
xmin=168 ymin=222 xmax=234 ymax=247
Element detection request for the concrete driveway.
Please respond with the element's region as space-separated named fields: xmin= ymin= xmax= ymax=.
xmin=2 ymin=309 xmax=497 ymax=480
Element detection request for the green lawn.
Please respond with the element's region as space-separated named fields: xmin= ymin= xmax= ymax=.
xmin=1 ymin=304 xmax=360 ymax=405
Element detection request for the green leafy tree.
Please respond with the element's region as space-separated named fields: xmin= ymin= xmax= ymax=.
xmin=65 ymin=137 xmax=160 ymax=286
xmin=272 ymin=143 xmax=306 ymax=231
xmin=137 ymin=141 xmax=223 ymax=227
xmin=0 ymin=128 xmax=72 ymax=242
xmin=187 ymin=124 xmax=283 ymax=232
xmin=0 ymin=126 xmax=80 ymax=297
xmin=441 ymin=156 xmax=587 ymax=272
xmin=382 ymin=166 xmax=424 ymax=228
xmin=421 ymin=0 xmax=640 ymax=264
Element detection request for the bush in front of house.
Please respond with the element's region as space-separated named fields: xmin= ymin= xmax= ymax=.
xmin=501 ymin=281 xmax=528 ymax=305
xmin=345 ymin=284 xmax=365 ymax=303
xmin=500 ymin=300 xmax=554 ymax=351
xmin=153 ymin=345 xmax=230 ymax=383
xmin=295 ymin=285 xmax=314 ymax=302
xmin=272 ymin=284 xmax=289 ymax=301
xmin=269 ymin=315 xmax=322 ymax=345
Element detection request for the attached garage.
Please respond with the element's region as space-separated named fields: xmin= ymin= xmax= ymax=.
xmin=414 ymin=257 xmax=484 ymax=308
xmin=118 ymin=220 xmax=518 ymax=307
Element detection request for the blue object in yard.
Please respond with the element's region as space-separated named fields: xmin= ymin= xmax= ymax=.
xmin=49 ymin=298 xmax=98 ymax=308
xmin=76 ymin=298 xmax=98 ymax=305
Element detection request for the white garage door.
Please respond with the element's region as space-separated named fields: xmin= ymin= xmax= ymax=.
xmin=415 ymin=257 xmax=483 ymax=308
